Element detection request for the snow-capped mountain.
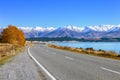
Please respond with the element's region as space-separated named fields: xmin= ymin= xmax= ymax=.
xmin=1 ymin=25 xmax=120 ymax=38
xmin=86 ymin=25 xmax=115 ymax=32
xmin=18 ymin=26 xmax=56 ymax=38
xmin=19 ymin=26 xmax=56 ymax=32
xmin=40 ymin=26 xmax=80 ymax=38
xmin=25 ymin=25 xmax=120 ymax=38
xmin=64 ymin=25 xmax=84 ymax=32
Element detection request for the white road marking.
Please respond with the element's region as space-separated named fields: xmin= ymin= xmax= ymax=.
xmin=52 ymin=53 xmax=56 ymax=54
xmin=100 ymin=67 xmax=120 ymax=75
xmin=28 ymin=47 xmax=57 ymax=80
xmin=46 ymin=50 xmax=48 ymax=51
xmin=65 ymin=56 xmax=74 ymax=60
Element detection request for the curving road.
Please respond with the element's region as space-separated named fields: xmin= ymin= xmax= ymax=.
xmin=28 ymin=44 xmax=120 ymax=80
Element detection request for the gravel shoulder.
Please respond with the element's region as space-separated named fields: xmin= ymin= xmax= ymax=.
xmin=0 ymin=49 xmax=45 ymax=80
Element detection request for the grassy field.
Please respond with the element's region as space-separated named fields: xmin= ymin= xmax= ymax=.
xmin=48 ymin=44 xmax=120 ymax=60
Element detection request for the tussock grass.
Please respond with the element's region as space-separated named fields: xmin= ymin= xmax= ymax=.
xmin=48 ymin=44 xmax=120 ymax=60
xmin=0 ymin=43 xmax=26 ymax=66
xmin=0 ymin=43 xmax=14 ymax=58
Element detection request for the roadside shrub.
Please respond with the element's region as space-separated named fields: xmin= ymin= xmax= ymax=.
xmin=118 ymin=54 xmax=120 ymax=57
xmin=98 ymin=49 xmax=102 ymax=51
xmin=1 ymin=25 xmax=26 ymax=46
xmin=85 ymin=47 xmax=94 ymax=51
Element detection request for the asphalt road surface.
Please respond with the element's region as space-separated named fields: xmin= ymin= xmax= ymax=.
xmin=28 ymin=44 xmax=120 ymax=80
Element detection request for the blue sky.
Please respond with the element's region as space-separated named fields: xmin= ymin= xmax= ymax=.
xmin=0 ymin=0 xmax=120 ymax=28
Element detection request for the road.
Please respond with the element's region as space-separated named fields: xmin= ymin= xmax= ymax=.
xmin=28 ymin=44 xmax=120 ymax=80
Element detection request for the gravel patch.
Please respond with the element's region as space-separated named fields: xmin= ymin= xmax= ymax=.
xmin=0 ymin=50 xmax=45 ymax=80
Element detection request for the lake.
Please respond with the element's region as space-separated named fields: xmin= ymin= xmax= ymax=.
xmin=51 ymin=42 xmax=120 ymax=54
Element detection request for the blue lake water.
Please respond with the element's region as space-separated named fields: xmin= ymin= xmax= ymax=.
xmin=51 ymin=42 xmax=120 ymax=54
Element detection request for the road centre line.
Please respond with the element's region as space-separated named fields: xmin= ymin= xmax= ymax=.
xmin=100 ymin=67 xmax=120 ymax=75
xmin=52 ymin=53 xmax=56 ymax=54
xmin=65 ymin=56 xmax=74 ymax=60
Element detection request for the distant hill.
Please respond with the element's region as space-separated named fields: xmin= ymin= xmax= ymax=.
xmin=26 ymin=37 xmax=120 ymax=42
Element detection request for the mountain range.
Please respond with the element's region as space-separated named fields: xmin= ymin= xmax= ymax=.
xmin=1 ymin=25 xmax=120 ymax=39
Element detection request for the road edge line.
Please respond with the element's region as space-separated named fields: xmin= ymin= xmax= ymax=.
xmin=28 ymin=47 xmax=57 ymax=80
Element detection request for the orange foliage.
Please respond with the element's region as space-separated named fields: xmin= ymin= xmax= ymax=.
xmin=1 ymin=25 xmax=26 ymax=46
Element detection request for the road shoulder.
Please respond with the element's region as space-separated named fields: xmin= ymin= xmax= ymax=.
xmin=0 ymin=50 xmax=45 ymax=80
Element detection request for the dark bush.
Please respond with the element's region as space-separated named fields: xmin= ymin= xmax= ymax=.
xmin=118 ymin=54 xmax=120 ymax=57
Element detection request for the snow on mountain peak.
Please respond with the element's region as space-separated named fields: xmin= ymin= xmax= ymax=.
xmin=63 ymin=25 xmax=119 ymax=32
xmin=45 ymin=27 xmax=56 ymax=31
xmin=116 ymin=24 xmax=120 ymax=27
xmin=33 ymin=26 xmax=44 ymax=31
xmin=18 ymin=24 xmax=120 ymax=33
xmin=19 ymin=26 xmax=56 ymax=32
xmin=19 ymin=27 xmax=33 ymax=32
xmin=33 ymin=26 xmax=56 ymax=32
xmin=87 ymin=25 xmax=116 ymax=32
xmin=63 ymin=25 xmax=84 ymax=32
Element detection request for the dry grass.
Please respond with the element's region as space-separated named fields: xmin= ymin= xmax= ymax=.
xmin=0 ymin=43 xmax=14 ymax=59
xmin=48 ymin=44 xmax=120 ymax=60
xmin=0 ymin=43 xmax=25 ymax=66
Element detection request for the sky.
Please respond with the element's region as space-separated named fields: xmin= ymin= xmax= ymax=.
xmin=0 ymin=0 xmax=120 ymax=28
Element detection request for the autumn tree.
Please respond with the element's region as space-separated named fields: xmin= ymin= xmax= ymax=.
xmin=1 ymin=25 xmax=26 ymax=46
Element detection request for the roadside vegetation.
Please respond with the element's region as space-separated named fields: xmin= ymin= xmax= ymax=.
xmin=0 ymin=25 xmax=26 ymax=66
xmin=48 ymin=44 xmax=120 ymax=60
